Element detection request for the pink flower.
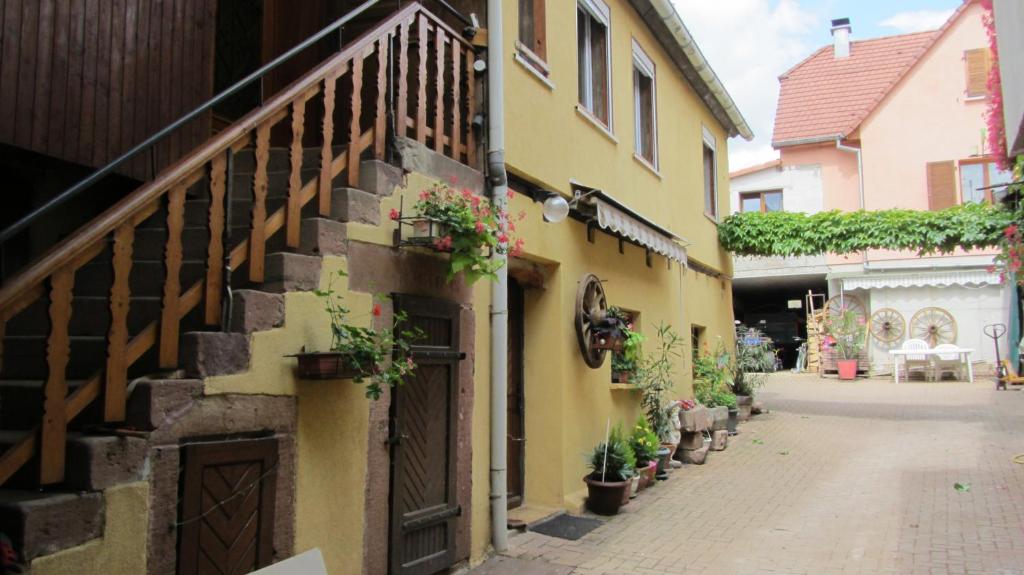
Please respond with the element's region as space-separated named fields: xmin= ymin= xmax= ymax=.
xmin=498 ymin=233 xmax=509 ymax=244
xmin=987 ymin=265 xmax=997 ymax=274
xmin=462 ymin=188 xmax=473 ymax=199
xmin=1006 ymin=224 xmax=1019 ymax=239
xmin=475 ymin=221 xmax=486 ymax=233
xmin=419 ymin=190 xmax=430 ymax=200
xmin=372 ymin=303 xmax=382 ymax=317
xmin=389 ymin=208 xmax=400 ymax=221
xmin=470 ymin=195 xmax=482 ymax=208
xmin=449 ymin=175 xmax=459 ymax=185
xmin=508 ymin=222 xmax=516 ymax=232
xmin=406 ymin=357 xmax=415 ymax=369
xmin=507 ymin=190 xmax=514 ymax=199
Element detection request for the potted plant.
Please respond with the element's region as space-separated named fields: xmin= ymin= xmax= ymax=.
xmin=611 ymin=317 xmax=645 ymax=383
xmin=633 ymin=323 xmax=685 ymax=479
xmin=584 ymin=435 xmax=635 ymax=515
xmin=609 ymin=425 xmax=639 ymax=503
xmin=629 ymin=416 xmax=660 ymax=490
xmin=289 ymin=270 xmax=422 ymax=399
xmin=393 ymin=184 xmax=525 ymax=284
xmin=590 ymin=308 xmax=629 ymax=352
xmin=824 ymin=307 xmax=866 ymax=380
xmin=730 ymin=327 xmax=771 ymax=418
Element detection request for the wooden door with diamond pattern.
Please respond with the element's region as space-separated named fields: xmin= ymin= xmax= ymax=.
xmin=177 ymin=437 xmax=279 ymax=575
xmin=389 ymin=295 xmax=461 ymax=575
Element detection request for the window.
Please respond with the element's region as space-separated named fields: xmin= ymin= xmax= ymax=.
xmin=964 ymin=48 xmax=992 ymax=98
xmin=632 ymin=41 xmax=657 ymax=167
xmin=518 ymin=0 xmax=547 ymax=71
xmin=702 ymin=128 xmax=718 ymax=218
xmin=959 ymin=158 xmax=1013 ymax=203
xmin=577 ymin=0 xmax=612 ymax=126
xmin=926 ymin=161 xmax=957 ymax=211
xmin=740 ymin=190 xmax=783 ymax=213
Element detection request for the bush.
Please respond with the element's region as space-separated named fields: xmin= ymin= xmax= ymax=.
xmin=629 ymin=417 xmax=660 ymax=467
xmin=588 ymin=427 xmax=635 ymax=482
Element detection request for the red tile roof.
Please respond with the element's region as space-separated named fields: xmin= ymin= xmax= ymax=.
xmin=772 ymin=31 xmax=938 ymax=147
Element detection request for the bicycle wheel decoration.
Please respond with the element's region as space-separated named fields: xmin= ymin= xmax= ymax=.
xmin=910 ymin=307 xmax=957 ymax=347
xmin=869 ymin=308 xmax=905 ymax=345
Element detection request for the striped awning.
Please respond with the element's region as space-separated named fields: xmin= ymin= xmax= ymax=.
xmin=840 ymin=270 xmax=1003 ymax=290
xmin=593 ymin=198 xmax=688 ymax=266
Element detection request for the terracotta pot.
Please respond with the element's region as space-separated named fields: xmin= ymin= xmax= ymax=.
xmin=291 ymin=352 xmax=362 ymax=380
xmin=837 ymin=359 xmax=858 ymax=380
xmin=637 ymin=461 xmax=657 ymax=489
xmin=629 ymin=475 xmax=640 ymax=498
xmin=584 ymin=475 xmax=630 ymax=515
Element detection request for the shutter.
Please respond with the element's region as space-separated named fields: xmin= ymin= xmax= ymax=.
xmin=926 ymin=161 xmax=957 ymax=211
xmin=964 ymin=48 xmax=990 ymax=97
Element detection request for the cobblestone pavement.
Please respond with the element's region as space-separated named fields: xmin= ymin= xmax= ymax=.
xmin=474 ymin=375 xmax=1024 ymax=575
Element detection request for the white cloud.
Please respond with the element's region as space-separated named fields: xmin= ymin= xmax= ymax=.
xmin=878 ymin=9 xmax=954 ymax=33
xmin=671 ymin=0 xmax=821 ymax=172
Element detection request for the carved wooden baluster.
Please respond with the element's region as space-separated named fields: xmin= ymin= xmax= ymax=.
xmin=104 ymin=223 xmax=134 ymax=421
xmin=451 ymin=42 xmax=462 ymax=162
xmin=287 ymin=97 xmax=307 ymax=248
xmin=159 ymin=184 xmax=186 ymax=368
xmin=320 ymin=74 xmax=337 ymax=217
xmin=397 ymin=20 xmax=410 ymax=139
xmin=250 ymin=123 xmax=271 ymax=282
xmin=348 ymin=53 xmax=364 ymax=188
xmin=40 ymin=269 xmax=74 ymax=484
xmin=465 ymin=47 xmax=476 ymax=167
xmin=204 ymin=154 xmax=227 ymax=325
xmin=416 ymin=15 xmax=429 ymax=144
xmin=434 ymin=27 xmax=446 ymax=154
xmin=374 ymin=35 xmax=390 ymax=160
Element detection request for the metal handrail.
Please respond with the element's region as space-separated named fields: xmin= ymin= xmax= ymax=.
xmin=0 ymin=0 xmax=387 ymax=246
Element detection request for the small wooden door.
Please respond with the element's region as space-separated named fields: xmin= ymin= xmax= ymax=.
xmin=389 ymin=295 xmax=461 ymax=575
xmin=507 ymin=280 xmax=526 ymax=508
xmin=177 ymin=437 xmax=279 ymax=575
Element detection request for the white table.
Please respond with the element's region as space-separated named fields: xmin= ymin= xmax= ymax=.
xmin=889 ymin=348 xmax=974 ymax=383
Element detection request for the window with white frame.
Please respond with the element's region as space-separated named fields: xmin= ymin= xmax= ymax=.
xmin=632 ymin=40 xmax=657 ymax=167
xmin=577 ymin=0 xmax=612 ymax=127
xmin=702 ymin=127 xmax=718 ymax=218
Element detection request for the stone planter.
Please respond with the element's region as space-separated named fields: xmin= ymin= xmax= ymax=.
xmin=709 ymin=406 xmax=728 ymax=431
xmin=681 ymin=443 xmax=710 ymax=465
xmin=735 ymin=395 xmax=753 ymax=422
xmin=710 ymin=430 xmax=728 ymax=451
xmin=584 ymin=475 xmax=630 ymax=515
xmin=680 ymin=406 xmax=712 ymax=433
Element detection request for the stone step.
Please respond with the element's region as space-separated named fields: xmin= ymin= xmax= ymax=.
xmin=0 ymin=485 xmax=104 ymax=563
xmin=124 ymin=378 xmax=203 ymax=431
xmin=64 ymin=434 xmax=148 ymax=491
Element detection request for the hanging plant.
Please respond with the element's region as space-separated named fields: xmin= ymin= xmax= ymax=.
xmin=391 ymin=183 xmax=525 ymax=284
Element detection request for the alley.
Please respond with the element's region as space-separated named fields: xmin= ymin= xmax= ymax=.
xmin=475 ymin=376 xmax=1024 ymax=575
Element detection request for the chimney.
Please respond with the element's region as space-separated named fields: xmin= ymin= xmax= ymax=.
xmin=831 ymin=18 xmax=851 ymax=59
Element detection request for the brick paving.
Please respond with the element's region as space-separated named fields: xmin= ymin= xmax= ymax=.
xmin=475 ymin=375 xmax=1024 ymax=574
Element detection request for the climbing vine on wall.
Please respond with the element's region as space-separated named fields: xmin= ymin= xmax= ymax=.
xmin=717 ymin=202 xmax=1016 ymax=257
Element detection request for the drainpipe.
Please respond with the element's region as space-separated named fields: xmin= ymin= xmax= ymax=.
xmin=486 ymin=0 xmax=509 ymax=553
xmin=836 ymin=138 xmax=868 ymax=270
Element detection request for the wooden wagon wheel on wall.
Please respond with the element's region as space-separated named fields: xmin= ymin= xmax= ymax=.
xmin=575 ymin=273 xmax=609 ymax=369
xmin=825 ymin=294 xmax=867 ymax=323
xmin=869 ymin=308 xmax=906 ymax=346
xmin=910 ymin=307 xmax=957 ymax=347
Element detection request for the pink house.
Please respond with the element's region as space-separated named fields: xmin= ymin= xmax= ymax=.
xmin=730 ymin=0 xmax=1013 ymax=373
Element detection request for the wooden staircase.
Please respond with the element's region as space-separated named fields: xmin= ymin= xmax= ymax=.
xmin=0 ymin=2 xmax=478 ymax=490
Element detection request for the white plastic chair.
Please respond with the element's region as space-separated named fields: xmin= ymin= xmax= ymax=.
xmin=901 ymin=339 xmax=932 ymax=381
xmin=931 ymin=343 xmax=963 ymax=381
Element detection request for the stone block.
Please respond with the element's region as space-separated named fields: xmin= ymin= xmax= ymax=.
xmin=231 ymin=290 xmax=285 ymax=334
xmin=65 ymin=435 xmax=149 ymax=491
xmin=710 ymin=406 xmax=728 ymax=431
xmin=330 ymin=187 xmax=381 ymax=225
xmin=0 ymin=490 xmax=104 ymax=561
xmin=359 ymin=159 xmax=403 ymax=196
xmin=263 ymin=252 xmax=322 ymax=293
xmin=396 ymin=137 xmax=485 ymax=192
xmin=126 ymin=379 xmax=203 ymax=430
xmin=181 ymin=332 xmax=250 ymax=378
xmin=752 ymin=401 xmax=768 ymax=415
xmin=680 ymin=406 xmax=712 ymax=433
xmin=711 ymin=430 xmax=729 ymax=451
xmin=298 ymin=217 xmax=347 ymax=257
xmin=678 ymin=431 xmax=706 ymax=451
xmin=681 ymin=444 xmax=710 ymax=465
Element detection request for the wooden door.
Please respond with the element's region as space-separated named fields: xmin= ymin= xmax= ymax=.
xmin=177 ymin=437 xmax=279 ymax=575
xmin=507 ymin=280 xmax=526 ymax=508
xmin=389 ymin=295 xmax=461 ymax=575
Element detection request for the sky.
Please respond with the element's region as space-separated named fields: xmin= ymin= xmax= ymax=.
xmin=671 ymin=0 xmax=964 ymax=172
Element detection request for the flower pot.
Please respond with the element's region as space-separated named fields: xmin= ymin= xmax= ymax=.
xmin=584 ymin=475 xmax=630 ymax=515
xmin=727 ymin=407 xmax=739 ymax=436
xmin=290 ymin=352 xmax=363 ymax=380
xmin=735 ymin=395 xmax=753 ymax=422
xmin=638 ymin=461 xmax=657 ymax=489
xmin=622 ymin=474 xmax=640 ymax=504
xmin=613 ymin=371 xmax=631 ymax=384
xmin=837 ymin=358 xmax=858 ymax=380
xmin=655 ymin=447 xmax=672 ymax=481
xmin=590 ymin=331 xmax=624 ymax=352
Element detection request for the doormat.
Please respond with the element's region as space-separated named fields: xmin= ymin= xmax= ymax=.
xmin=529 ymin=514 xmax=603 ymax=541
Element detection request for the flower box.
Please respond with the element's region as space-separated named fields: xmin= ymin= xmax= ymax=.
xmin=290 ymin=351 xmax=364 ymax=380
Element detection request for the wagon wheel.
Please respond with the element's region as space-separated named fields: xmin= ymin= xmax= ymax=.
xmin=575 ymin=273 xmax=609 ymax=369
xmin=910 ymin=307 xmax=957 ymax=347
xmin=825 ymin=294 xmax=866 ymax=323
xmin=869 ymin=308 xmax=905 ymax=345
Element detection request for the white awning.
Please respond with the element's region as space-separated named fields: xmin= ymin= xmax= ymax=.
xmin=841 ymin=270 xmax=1003 ymax=290
xmin=593 ymin=198 xmax=688 ymax=266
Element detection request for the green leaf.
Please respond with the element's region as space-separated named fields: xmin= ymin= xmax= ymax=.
xmin=954 ymin=482 xmax=971 ymax=492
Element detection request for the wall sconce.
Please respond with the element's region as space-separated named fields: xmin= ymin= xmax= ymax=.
xmin=540 ymin=189 xmax=599 ymax=224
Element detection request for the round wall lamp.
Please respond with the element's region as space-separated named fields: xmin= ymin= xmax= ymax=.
xmin=539 ymin=189 xmax=599 ymax=224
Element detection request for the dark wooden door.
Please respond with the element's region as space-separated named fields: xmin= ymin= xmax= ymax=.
xmin=389 ymin=295 xmax=461 ymax=575
xmin=177 ymin=437 xmax=278 ymax=575
xmin=507 ymin=280 xmax=525 ymax=508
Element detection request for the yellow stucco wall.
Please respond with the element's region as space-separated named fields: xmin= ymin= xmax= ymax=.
xmin=30 ymin=482 xmax=149 ymax=575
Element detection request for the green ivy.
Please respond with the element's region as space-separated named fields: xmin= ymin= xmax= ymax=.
xmin=718 ymin=203 xmax=1016 ymax=257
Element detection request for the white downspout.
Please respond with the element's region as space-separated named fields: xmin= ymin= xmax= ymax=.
xmin=487 ymin=0 xmax=509 ymax=553
xmin=835 ymin=138 xmax=868 ymax=270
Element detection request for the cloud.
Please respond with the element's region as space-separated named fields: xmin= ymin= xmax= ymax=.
xmin=671 ymin=0 xmax=821 ymax=172
xmin=878 ymin=9 xmax=954 ymax=33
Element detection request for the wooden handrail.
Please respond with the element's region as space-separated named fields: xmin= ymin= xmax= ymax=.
xmin=0 ymin=1 xmax=480 ymax=487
